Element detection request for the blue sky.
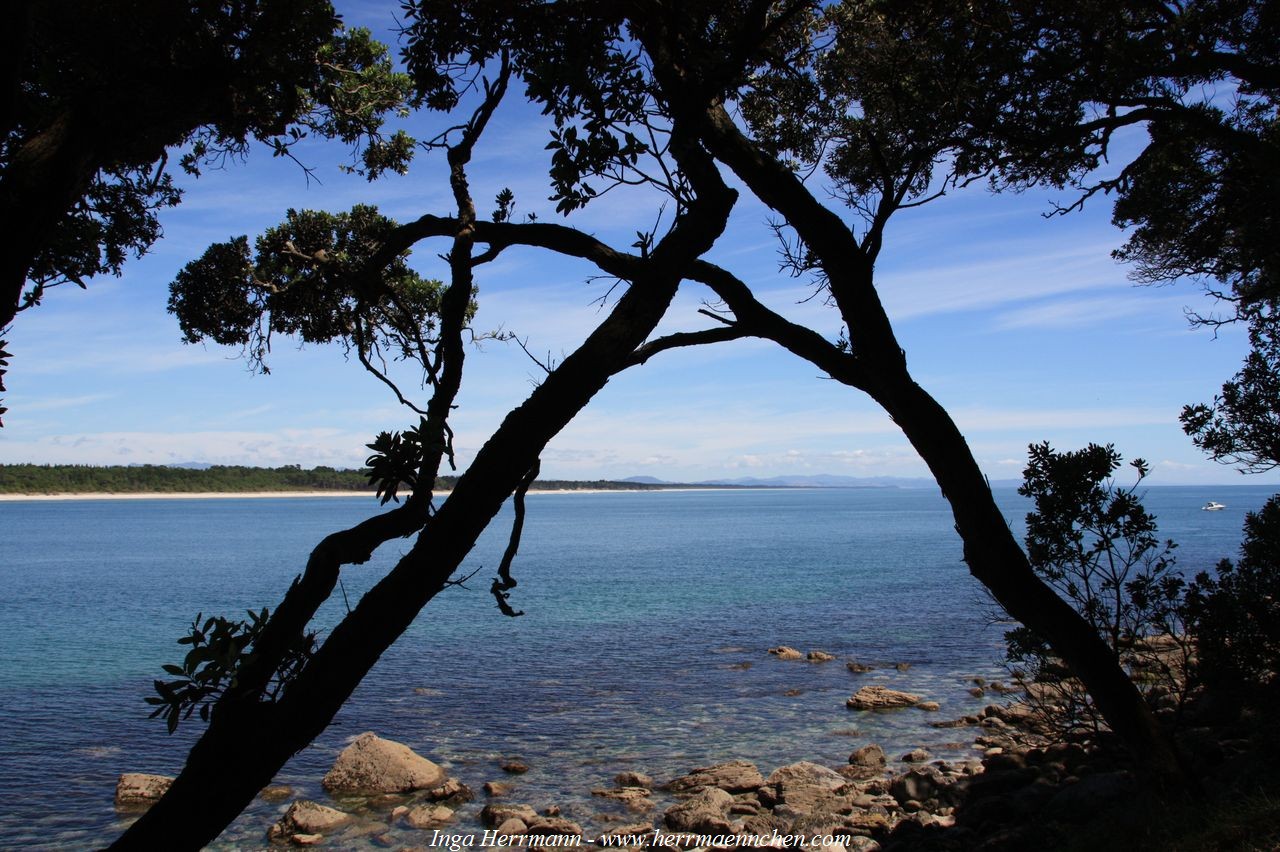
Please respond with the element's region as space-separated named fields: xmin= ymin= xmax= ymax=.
xmin=1 ymin=7 xmax=1272 ymax=487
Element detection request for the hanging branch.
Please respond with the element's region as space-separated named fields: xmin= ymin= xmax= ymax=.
xmin=491 ymin=459 xmax=540 ymax=617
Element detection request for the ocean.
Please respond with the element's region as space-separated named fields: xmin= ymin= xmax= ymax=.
xmin=0 ymin=484 xmax=1272 ymax=849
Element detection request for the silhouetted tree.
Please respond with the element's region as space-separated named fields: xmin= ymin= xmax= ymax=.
xmin=109 ymin=0 xmax=1280 ymax=843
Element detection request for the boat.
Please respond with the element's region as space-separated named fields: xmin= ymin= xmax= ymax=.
xmin=1202 ymin=501 xmax=1226 ymax=511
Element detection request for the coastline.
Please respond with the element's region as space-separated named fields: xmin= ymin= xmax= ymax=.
xmin=0 ymin=487 xmax=744 ymax=502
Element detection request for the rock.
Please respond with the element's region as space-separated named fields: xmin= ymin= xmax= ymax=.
xmin=901 ymin=748 xmax=930 ymax=763
xmin=592 ymin=787 xmax=653 ymax=811
xmin=597 ymin=822 xmax=655 ymax=845
xmin=114 ymin=773 xmax=174 ymax=808
xmin=260 ymin=785 xmax=294 ymax=802
xmin=289 ymin=834 xmax=324 ymax=846
xmin=526 ymin=816 xmax=585 ymax=838
xmin=663 ymin=787 xmax=734 ymax=833
xmin=768 ymin=646 xmax=803 ymax=660
xmin=614 ymin=771 xmax=654 ymax=788
xmin=894 ymin=662 xmax=912 ymax=671
xmin=807 ymin=650 xmax=836 ymax=662
xmin=481 ymin=803 xmax=539 ymax=828
xmin=968 ymin=687 xmax=986 ymax=698
xmin=495 ymin=818 xmax=528 ymax=837
xmin=485 ymin=781 xmax=514 ymax=797
xmin=269 ymin=801 xmax=353 ymax=841
xmin=322 ymin=733 xmax=445 ymax=795
xmin=846 ymin=686 xmax=922 ymax=710
xmin=847 ymin=744 xmax=887 ymax=775
xmin=846 ymin=661 xmax=875 ymax=673
xmin=425 ymin=778 xmax=474 ymax=803
xmin=845 ymin=838 xmax=881 ymax=852
xmin=916 ymin=701 xmax=940 ymax=712
xmin=984 ymin=752 xmax=1027 ymax=772
xmin=1043 ymin=772 xmax=1136 ymax=822
xmin=765 ymin=762 xmax=848 ymax=813
xmin=404 ymin=804 xmax=454 ymax=829
xmin=501 ymin=760 xmax=530 ymax=775
xmin=667 ymin=760 xmax=765 ymax=793
xmin=783 ymin=688 xmax=804 ymax=697
xmin=889 ymin=769 xmax=941 ymax=804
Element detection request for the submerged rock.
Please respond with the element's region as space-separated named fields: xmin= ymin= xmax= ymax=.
xmin=768 ymin=646 xmax=803 ymax=660
xmin=481 ymin=803 xmax=539 ymax=827
xmin=322 ymin=732 xmax=445 ymax=795
xmin=846 ymin=686 xmax=923 ymax=710
xmin=614 ymin=771 xmax=654 ymax=788
xmin=404 ymin=804 xmax=454 ymax=829
xmin=846 ymin=661 xmax=875 ymax=673
xmin=807 ymin=650 xmax=836 ymax=662
xmin=667 ymin=760 xmax=765 ymax=793
xmin=114 ymin=773 xmax=173 ymax=808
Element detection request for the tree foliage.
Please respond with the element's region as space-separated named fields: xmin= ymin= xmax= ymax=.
xmin=0 ymin=0 xmax=420 ymax=422
xmin=168 ymin=205 xmax=447 ymax=377
xmin=146 ymin=610 xmax=316 ymax=734
xmin=1007 ymin=443 xmax=1187 ymax=733
xmin=1185 ymin=495 xmax=1280 ymax=698
xmin=1181 ymin=306 xmax=1280 ymax=472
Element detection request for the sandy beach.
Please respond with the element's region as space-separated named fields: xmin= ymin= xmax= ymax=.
xmin=0 ymin=488 xmax=728 ymax=502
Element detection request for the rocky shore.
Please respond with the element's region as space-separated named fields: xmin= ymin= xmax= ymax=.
xmin=112 ymin=646 xmax=1276 ymax=851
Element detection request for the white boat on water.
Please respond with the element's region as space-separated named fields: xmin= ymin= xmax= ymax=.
xmin=1202 ymin=501 xmax=1226 ymax=511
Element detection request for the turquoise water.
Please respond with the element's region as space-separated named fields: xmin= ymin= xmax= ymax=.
xmin=0 ymin=485 xmax=1271 ymax=849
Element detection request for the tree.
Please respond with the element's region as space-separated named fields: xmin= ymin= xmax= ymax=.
xmin=1008 ymin=443 xmax=1187 ymax=735
xmin=1182 ymin=305 xmax=1280 ymax=472
xmin=0 ymin=0 xmax=418 ymax=422
xmin=107 ymin=1 xmax=1249 ymax=845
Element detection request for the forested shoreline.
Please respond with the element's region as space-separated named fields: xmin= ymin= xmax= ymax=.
xmin=0 ymin=464 xmax=686 ymax=495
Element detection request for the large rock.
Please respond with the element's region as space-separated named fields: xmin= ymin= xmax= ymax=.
xmin=847 ymin=744 xmax=887 ymax=778
xmin=114 ymin=773 xmax=174 ymax=808
xmin=846 ymin=686 xmax=922 ymax=710
xmin=667 ymin=760 xmax=765 ymax=793
xmin=268 ymin=801 xmax=353 ymax=841
xmin=663 ymin=787 xmax=734 ymax=833
xmin=322 ymin=732 xmax=445 ymax=795
xmin=765 ymin=762 xmax=848 ymax=814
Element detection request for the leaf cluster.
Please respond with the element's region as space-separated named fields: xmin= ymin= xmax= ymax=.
xmin=146 ymin=609 xmax=316 ymax=734
xmin=7 ymin=1 xmax=419 ymax=313
xmin=1181 ymin=306 xmax=1280 ymax=473
xmin=167 ymin=205 xmax=446 ymax=373
xmin=364 ymin=417 xmax=440 ymax=504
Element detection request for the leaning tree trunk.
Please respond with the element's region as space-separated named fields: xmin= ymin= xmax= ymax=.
xmin=642 ymin=61 xmax=1189 ymax=784
xmin=107 ymin=135 xmax=736 ymax=849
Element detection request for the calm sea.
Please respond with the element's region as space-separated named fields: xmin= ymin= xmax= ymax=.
xmin=0 ymin=485 xmax=1272 ymax=849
